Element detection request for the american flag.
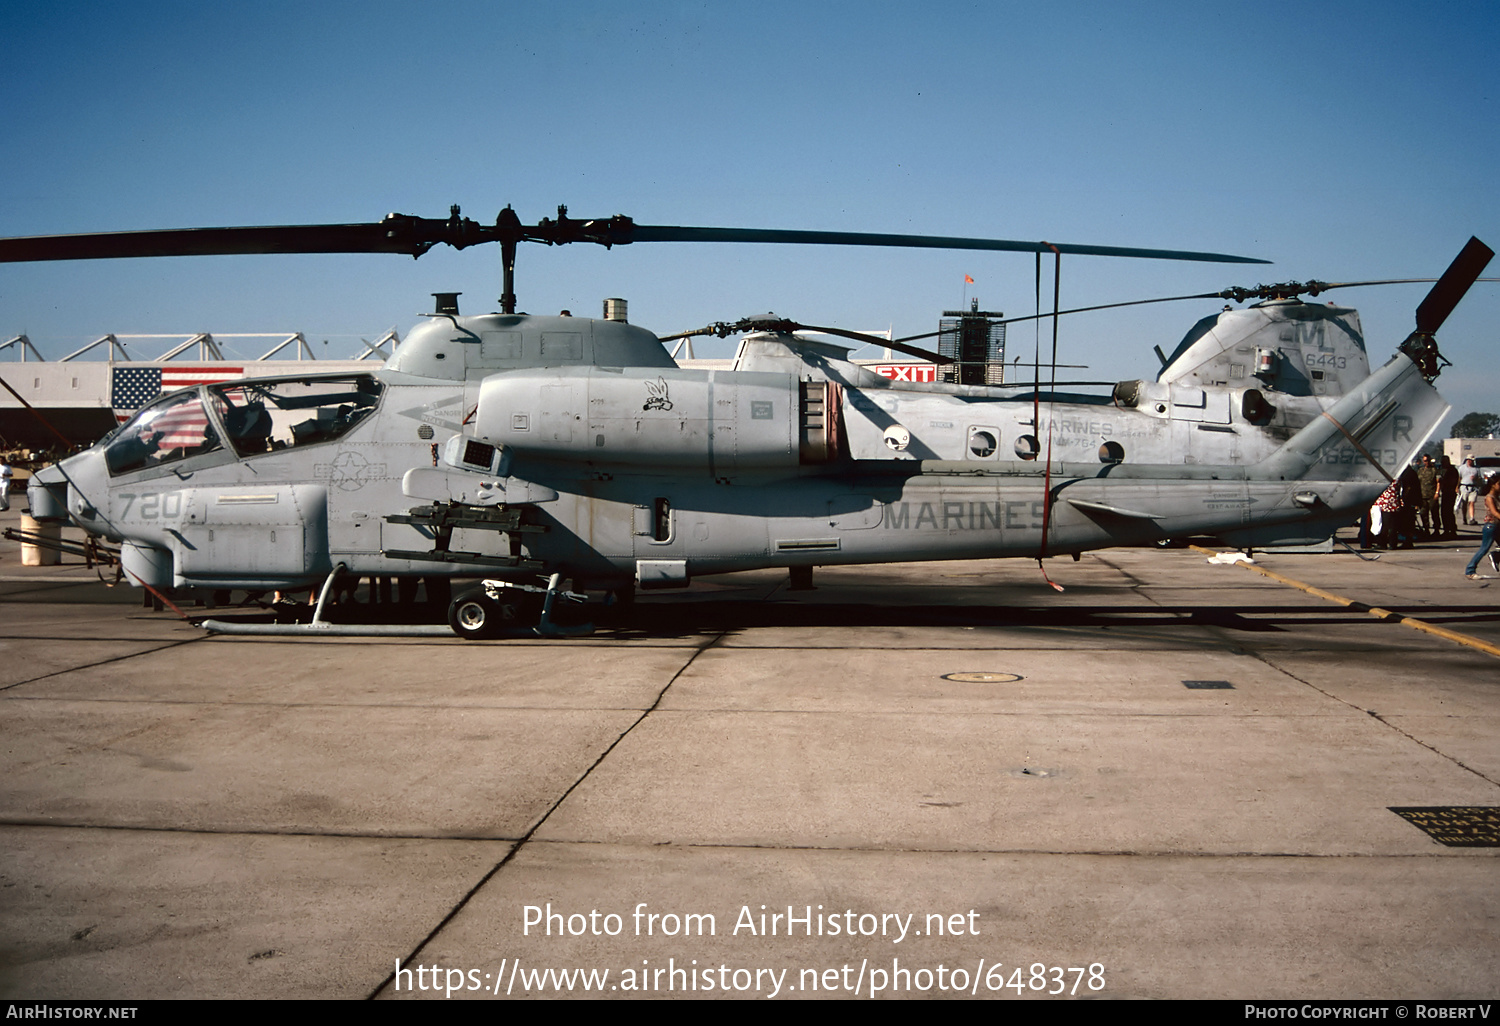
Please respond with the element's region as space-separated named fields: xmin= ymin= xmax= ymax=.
xmin=162 ymin=365 xmax=244 ymax=390
xmin=111 ymin=365 xmax=244 ymax=411
xmin=112 ymin=365 xmax=244 ymax=425
xmin=149 ymin=398 xmax=216 ymax=450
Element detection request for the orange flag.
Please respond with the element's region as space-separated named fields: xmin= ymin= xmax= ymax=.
xmin=964 ymin=275 xmax=974 ymax=284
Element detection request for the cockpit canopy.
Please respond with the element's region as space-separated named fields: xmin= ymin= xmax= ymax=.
xmin=105 ymin=374 xmax=383 ymax=476
xmin=105 ymin=390 xmax=223 ymax=475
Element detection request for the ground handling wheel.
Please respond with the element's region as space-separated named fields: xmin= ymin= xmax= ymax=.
xmin=448 ymin=587 xmax=500 ymax=640
xmin=446 ymin=583 xmax=545 ymax=640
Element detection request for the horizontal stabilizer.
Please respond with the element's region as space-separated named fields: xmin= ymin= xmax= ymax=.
xmin=1066 ymin=498 xmax=1164 ymax=520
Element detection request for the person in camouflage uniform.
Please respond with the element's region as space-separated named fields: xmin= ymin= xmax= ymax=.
xmin=1416 ymin=454 xmax=1438 ymax=538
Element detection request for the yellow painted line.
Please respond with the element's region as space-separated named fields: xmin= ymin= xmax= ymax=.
xmin=1189 ymin=545 xmax=1500 ymax=661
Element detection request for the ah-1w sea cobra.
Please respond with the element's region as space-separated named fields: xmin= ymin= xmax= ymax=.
xmin=1 ymin=209 xmax=1491 ymax=638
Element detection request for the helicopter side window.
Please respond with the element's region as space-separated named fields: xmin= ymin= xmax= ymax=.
xmin=105 ymin=391 xmax=223 ymax=476
xmin=211 ymin=376 xmax=383 ymax=456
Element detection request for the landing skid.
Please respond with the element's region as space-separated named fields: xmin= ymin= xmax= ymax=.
xmin=199 ymin=567 xmax=593 ymax=638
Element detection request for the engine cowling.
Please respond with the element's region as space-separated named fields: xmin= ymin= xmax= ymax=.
xmin=472 ymin=367 xmax=820 ymax=471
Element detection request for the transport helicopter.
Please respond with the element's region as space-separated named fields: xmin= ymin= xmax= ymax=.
xmin=1 ymin=209 xmax=1490 ymax=638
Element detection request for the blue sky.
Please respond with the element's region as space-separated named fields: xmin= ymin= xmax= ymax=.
xmin=3 ymin=0 xmax=1496 ymax=427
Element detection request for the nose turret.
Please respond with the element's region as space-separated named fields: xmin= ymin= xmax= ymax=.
xmin=26 ymin=461 xmax=69 ymax=521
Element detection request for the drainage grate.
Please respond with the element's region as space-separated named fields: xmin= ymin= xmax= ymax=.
xmin=1389 ymin=807 xmax=1500 ymax=847
xmin=1183 ymin=679 xmax=1234 ymax=689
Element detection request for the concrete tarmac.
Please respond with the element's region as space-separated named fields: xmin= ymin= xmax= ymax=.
xmin=0 ymin=511 xmax=1496 ymax=1001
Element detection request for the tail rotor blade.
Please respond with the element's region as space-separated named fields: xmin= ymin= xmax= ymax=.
xmin=1414 ymin=236 xmax=1494 ymax=335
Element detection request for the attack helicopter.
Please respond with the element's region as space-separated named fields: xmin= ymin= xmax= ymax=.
xmin=1 ymin=208 xmax=1490 ymax=638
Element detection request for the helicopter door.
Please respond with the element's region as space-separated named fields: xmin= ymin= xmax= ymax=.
xmin=1167 ymin=386 xmax=1231 ymax=425
xmin=633 ymin=498 xmax=673 ymax=544
xmin=631 ymin=495 xmax=701 ymax=588
xmin=105 ymin=390 xmax=236 ymax=478
xmin=539 ymin=384 xmax=579 ymax=444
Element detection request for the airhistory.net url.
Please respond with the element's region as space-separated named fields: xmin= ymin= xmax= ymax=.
xmin=393 ymin=958 xmax=1107 ymax=998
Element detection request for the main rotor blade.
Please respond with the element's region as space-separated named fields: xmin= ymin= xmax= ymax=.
xmin=0 ymin=222 xmax=424 ymax=262
xmin=884 ymin=274 xmax=1500 ymax=343
xmin=662 ymin=315 xmax=953 ymax=363
xmin=1414 ymin=236 xmax=1494 ymax=335
xmin=626 ymin=225 xmax=1269 ymax=264
xmin=0 ymin=210 xmax=1270 ymax=266
xmin=791 ymin=322 xmax=951 ymax=363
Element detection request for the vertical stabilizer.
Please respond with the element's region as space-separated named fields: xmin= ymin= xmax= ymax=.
xmin=1264 ymin=236 xmax=1488 ymax=483
xmin=1263 ymin=350 xmax=1447 ymax=484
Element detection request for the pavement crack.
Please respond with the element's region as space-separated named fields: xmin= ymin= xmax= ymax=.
xmin=366 ymin=628 xmax=730 ymax=1000
xmin=0 ymin=636 xmax=209 ymax=693
xmin=1089 ymin=554 xmax=1154 ymax=592
xmin=0 ymin=818 xmax=521 ymax=842
xmin=1246 ymin=650 xmax=1500 ymax=790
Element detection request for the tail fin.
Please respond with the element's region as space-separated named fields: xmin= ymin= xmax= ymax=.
xmin=1263 ymin=236 xmax=1489 ymax=483
xmin=1260 ymin=348 xmax=1446 ymax=486
xmin=1262 ymin=349 xmax=1448 ymax=484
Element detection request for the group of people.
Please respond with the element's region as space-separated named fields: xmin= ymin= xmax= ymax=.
xmin=1362 ymin=454 xmax=1469 ymax=549
xmin=1359 ymin=452 xmax=1499 ymax=580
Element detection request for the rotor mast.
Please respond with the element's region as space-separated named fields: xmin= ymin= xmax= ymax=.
xmin=496 ymin=206 xmax=522 ymax=314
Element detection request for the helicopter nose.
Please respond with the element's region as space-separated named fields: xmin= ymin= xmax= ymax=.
xmin=51 ymin=447 xmax=111 ymax=531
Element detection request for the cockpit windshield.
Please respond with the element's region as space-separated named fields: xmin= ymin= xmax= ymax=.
xmin=103 ymin=374 xmax=383 ymax=475
xmin=105 ymin=391 xmax=223 ymax=476
xmin=210 ymin=375 xmax=383 ymax=457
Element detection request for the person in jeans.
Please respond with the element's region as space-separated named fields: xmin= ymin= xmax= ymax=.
xmin=1464 ymin=476 xmax=1500 ymax=579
